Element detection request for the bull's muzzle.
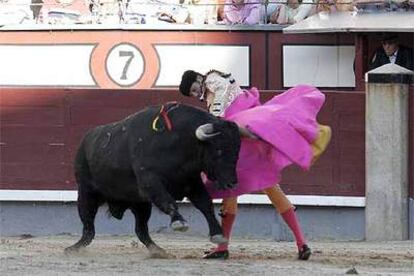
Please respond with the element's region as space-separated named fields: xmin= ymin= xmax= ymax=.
xmin=215 ymin=181 xmax=238 ymax=190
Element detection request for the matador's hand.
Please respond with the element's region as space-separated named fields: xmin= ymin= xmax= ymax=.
xmin=238 ymin=126 xmax=260 ymax=140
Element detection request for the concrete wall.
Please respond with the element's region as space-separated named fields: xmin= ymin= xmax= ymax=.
xmin=410 ymin=198 xmax=414 ymax=240
xmin=0 ymin=202 xmax=364 ymax=241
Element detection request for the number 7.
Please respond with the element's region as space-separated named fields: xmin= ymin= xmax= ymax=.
xmin=119 ymin=51 xmax=134 ymax=80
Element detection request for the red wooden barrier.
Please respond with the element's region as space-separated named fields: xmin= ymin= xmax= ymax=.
xmin=0 ymin=88 xmax=368 ymax=196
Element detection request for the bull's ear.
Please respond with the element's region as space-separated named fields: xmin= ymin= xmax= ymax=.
xmin=195 ymin=123 xmax=221 ymax=141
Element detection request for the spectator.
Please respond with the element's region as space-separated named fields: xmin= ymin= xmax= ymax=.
xmin=368 ymin=33 xmax=414 ymax=71
xmin=96 ymin=0 xmax=121 ymax=23
xmin=124 ymin=0 xmax=162 ymax=24
xmin=40 ymin=0 xmax=90 ymax=24
xmin=388 ymin=0 xmax=410 ymax=11
xmin=265 ymin=1 xmax=281 ymax=21
xmin=158 ymin=0 xmax=190 ymax=24
xmin=354 ymin=0 xmax=414 ymax=12
xmin=0 ymin=0 xmax=34 ymax=25
xmin=31 ymin=0 xmax=44 ymax=22
xmin=123 ymin=0 xmax=191 ymax=25
xmin=223 ymin=0 xmax=262 ymax=25
xmin=317 ymin=0 xmax=354 ymax=13
xmin=269 ymin=0 xmax=314 ymax=24
xmin=187 ymin=0 xmax=218 ymax=25
xmin=354 ymin=0 xmax=386 ymax=12
xmin=217 ymin=0 xmax=225 ymax=21
xmin=335 ymin=0 xmax=355 ymax=11
xmin=316 ymin=0 xmax=335 ymax=12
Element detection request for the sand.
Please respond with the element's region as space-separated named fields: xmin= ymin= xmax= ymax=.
xmin=1 ymin=233 xmax=413 ymax=275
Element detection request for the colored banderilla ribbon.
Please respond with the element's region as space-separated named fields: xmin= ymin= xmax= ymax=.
xmin=152 ymin=104 xmax=173 ymax=132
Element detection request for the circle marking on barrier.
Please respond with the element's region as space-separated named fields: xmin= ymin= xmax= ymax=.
xmin=105 ymin=43 xmax=145 ymax=87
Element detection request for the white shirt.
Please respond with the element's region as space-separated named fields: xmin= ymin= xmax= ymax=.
xmin=389 ymin=50 xmax=398 ymax=64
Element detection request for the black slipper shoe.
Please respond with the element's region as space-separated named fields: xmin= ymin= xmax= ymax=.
xmin=203 ymin=250 xmax=229 ymax=260
xmin=298 ymin=244 xmax=311 ymax=260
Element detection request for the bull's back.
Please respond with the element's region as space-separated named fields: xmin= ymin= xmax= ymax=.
xmin=81 ymin=107 xmax=156 ymax=165
xmin=74 ymin=104 xmax=213 ymax=200
xmin=75 ymin=127 xmax=141 ymax=201
xmin=73 ymin=107 xmax=159 ymax=197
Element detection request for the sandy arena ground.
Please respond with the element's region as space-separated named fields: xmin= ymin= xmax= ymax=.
xmin=1 ymin=233 xmax=413 ymax=276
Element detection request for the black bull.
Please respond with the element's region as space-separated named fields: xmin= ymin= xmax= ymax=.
xmin=65 ymin=103 xmax=241 ymax=257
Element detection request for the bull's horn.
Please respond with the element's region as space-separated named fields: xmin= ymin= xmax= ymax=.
xmin=195 ymin=123 xmax=221 ymax=141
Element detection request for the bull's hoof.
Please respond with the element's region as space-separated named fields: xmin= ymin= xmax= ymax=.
xmin=149 ymin=251 xmax=175 ymax=259
xmin=64 ymin=245 xmax=80 ymax=254
xmin=210 ymin=234 xmax=227 ymax=244
xmin=171 ymin=220 xmax=189 ymax=232
xmin=148 ymin=247 xmax=175 ymax=259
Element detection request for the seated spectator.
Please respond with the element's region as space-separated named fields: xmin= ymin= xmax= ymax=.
xmin=388 ymin=0 xmax=410 ymax=11
xmin=265 ymin=1 xmax=281 ymax=23
xmin=335 ymin=0 xmax=355 ymax=11
xmin=124 ymin=0 xmax=162 ymax=24
xmin=223 ymin=0 xmax=262 ymax=25
xmin=317 ymin=0 xmax=335 ymax=12
xmin=96 ymin=0 xmax=121 ymax=23
xmin=0 ymin=0 xmax=34 ymax=25
xmin=157 ymin=0 xmax=190 ymax=24
xmin=31 ymin=0 xmax=44 ymax=22
xmin=187 ymin=0 xmax=218 ymax=24
xmin=317 ymin=0 xmax=354 ymax=13
xmin=269 ymin=0 xmax=314 ymax=24
xmin=354 ymin=0 xmax=386 ymax=12
xmin=217 ymin=0 xmax=225 ymax=21
xmin=124 ymin=0 xmax=195 ymax=25
xmin=368 ymin=33 xmax=414 ymax=71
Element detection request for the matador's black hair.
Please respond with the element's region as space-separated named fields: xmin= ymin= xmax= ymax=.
xmin=179 ymin=70 xmax=200 ymax=96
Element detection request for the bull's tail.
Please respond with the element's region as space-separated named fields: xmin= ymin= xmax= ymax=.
xmin=74 ymin=141 xmax=92 ymax=186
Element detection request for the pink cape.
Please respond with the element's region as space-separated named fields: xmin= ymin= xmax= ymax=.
xmin=205 ymin=85 xmax=325 ymax=198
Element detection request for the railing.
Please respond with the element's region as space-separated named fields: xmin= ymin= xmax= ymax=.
xmin=0 ymin=0 xmax=412 ymax=26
